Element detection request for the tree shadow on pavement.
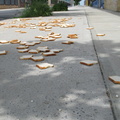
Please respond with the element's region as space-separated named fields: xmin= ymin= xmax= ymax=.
xmin=0 ymin=39 xmax=114 ymax=120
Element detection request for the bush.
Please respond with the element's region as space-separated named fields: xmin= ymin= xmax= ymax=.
xmin=52 ymin=1 xmax=68 ymax=11
xmin=21 ymin=1 xmax=52 ymax=17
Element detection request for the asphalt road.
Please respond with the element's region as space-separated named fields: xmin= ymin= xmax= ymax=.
xmin=0 ymin=6 xmax=114 ymax=120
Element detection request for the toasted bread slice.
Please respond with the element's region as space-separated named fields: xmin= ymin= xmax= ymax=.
xmin=16 ymin=46 xmax=29 ymax=49
xmin=36 ymin=46 xmax=49 ymax=52
xmin=96 ymin=34 xmax=105 ymax=36
xmin=0 ymin=40 xmax=9 ymax=44
xmin=36 ymin=63 xmax=54 ymax=69
xmin=67 ymin=34 xmax=78 ymax=39
xmin=0 ymin=50 xmax=7 ymax=55
xmin=62 ymin=41 xmax=74 ymax=44
xmin=20 ymin=55 xmax=33 ymax=60
xmin=28 ymin=49 xmax=39 ymax=54
xmin=18 ymin=49 xmax=29 ymax=53
xmin=42 ymin=52 xmax=56 ymax=56
xmin=109 ymin=76 xmax=120 ymax=84
xmin=10 ymin=39 xmax=21 ymax=44
xmin=50 ymin=49 xmax=63 ymax=53
xmin=31 ymin=56 xmax=44 ymax=62
xmin=80 ymin=60 xmax=98 ymax=66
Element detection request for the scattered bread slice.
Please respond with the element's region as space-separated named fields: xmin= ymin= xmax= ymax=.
xmin=50 ymin=49 xmax=63 ymax=53
xmin=28 ymin=49 xmax=39 ymax=54
xmin=34 ymin=40 xmax=41 ymax=44
xmin=35 ymin=36 xmax=43 ymax=38
xmin=25 ymin=42 xmax=35 ymax=46
xmin=96 ymin=34 xmax=105 ymax=36
xmin=18 ymin=49 xmax=29 ymax=53
xmin=42 ymin=51 xmax=56 ymax=56
xmin=109 ymin=76 xmax=120 ymax=84
xmin=62 ymin=41 xmax=74 ymax=44
xmin=67 ymin=34 xmax=78 ymax=39
xmin=0 ymin=50 xmax=7 ymax=55
xmin=10 ymin=39 xmax=21 ymax=44
xmin=36 ymin=63 xmax=54 ymax=69
xmin=20 ymin=55 xmax=33 ymax=60
xmin=80 ymin=60 xmax=98 ymax=66
xmin=86 ymin=27 xmax=94 ymax=30
xmin=41 ymin=38 xmax=56 ymax=42
xmin=0 ymin=40 xmax=9 ymax=44
xmin=16 ymin=46 xmax=29 ymax=49
xmin=31 ymin=56 xmax=44 ymax=62
xmin=19 ymin=41 xmax=27 ymax=45
xmin=20 ymin=31 xmax=27 ymax=33
xmin=36 ymin=46 xmax=49 ymax=52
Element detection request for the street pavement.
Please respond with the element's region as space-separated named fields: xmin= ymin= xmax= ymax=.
xmin=0 ymin=6 xmax=116 ymax=120
xmin=85 ymin=6 xmax=120 ymax=120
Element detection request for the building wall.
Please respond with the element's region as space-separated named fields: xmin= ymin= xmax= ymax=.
xmin=104 ymin=0 xmax=120 ymax=11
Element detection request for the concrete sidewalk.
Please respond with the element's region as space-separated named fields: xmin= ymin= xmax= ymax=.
xmin=0 ymin=6 xmax=115 ymax=120
xmin=85 ymin=6 xmax=120 ymax=120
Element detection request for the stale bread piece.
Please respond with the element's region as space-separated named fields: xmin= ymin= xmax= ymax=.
xmin=36 ymin=46 xmax=49 ymax=52
xmin=109 ymin=76 xmax=120 ymax=84
xmin=10 ymin=39 xmax=21 ymax=44
xmin=96 ymin=34 xmax=105 ymax=36
xmin=20 ymin=55 xmax=33 ymax=60
xmin=28 ymin=49 xmax=39 ymax=54
xmin=18 ymin=49 xmax=29 ymax=53
xmin=16 ymin=46 xmax=29 ymax=49
xmin=0 ymin=50 xmax=7 ymax=55
xmin=86 ymin=27 xmax=94 ymax=30
xmin=25 ymin=42 xmax=35 ymax=46
xmin=80 ymin=60 xmax=98 ymax=66
xmin=34 ymin=40 xmax=41 ymax=44
xmin=41 ymin=38 xmax=56 ymax=42
xmin=50 ymin=49 xmax=63 ymax=53
xmin=35 ymin=36 xmax=43 ymax=39
xmin=31 ymin=56 xmax=44 ymax=62
xmin=36 ymin=63 xmax=54 ymax=69
xmin=42 ymin=51 xmax=56 ymax=56
xmin=0 ymin=40 xmax=9 ymax=44
xmin=67 ymin=34 xmax=78 ymax=39
xmin=20 ymin=31 xmax=27 ymax=33
xmin=19 ymin=41 xmax=27 ymax=45
xmin=62 ymin=41 xmax=74 ymax=44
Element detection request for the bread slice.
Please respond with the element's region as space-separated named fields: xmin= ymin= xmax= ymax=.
xmin=67 ymin=34 xmax=78 ymax=39
xmin=96 ymin=34 xmax=105 ymax=36
xmin=31 ymin=56 xmax=44 ymax=62
xmin=42 ymin=52 xmax=56 ymax=56
xmin=19 ymin=41 xmax=27 ymax=45
xmin=18 ymin=49 xmax=29 ymax=53
xmin=20 ymin=55 xmax=33 ymax=60
xmin=34 ymin=40 xmax=41 ymax=44
xmin=16 ymin=46 xmax=29 ymax=49
xmin=41 ymin=38 xmax=56 ymax=42
xmin=62 ymin=41 xmax=74 ymax=44
xmin=28 ymin=49 xmax=39 ymax=54
xmin=25 ymin=42 xmax=35 ymax=46
xmin=20 ymin=31 xmax=27 ymax=33
xmin=15 ymin=30 xmax=21 ymax=32
xmin=86 ymin=27 xmax=94 ymax=30
xmin=36 ymin=63 xmax=54 ymax=69
xmin=10 ymin=39 xmax=21 ymax=44
xmin=35 ymin=36 xmax=43 ymax=38
xmin=109 ymin=76 xmax=120 ymax=84
xmin=0 ymin=50 xmax=7 ymax=55
xmin=0 ymin=40 xmax=9 ymax=44
xmin=80 ymin=60 xmax=98 ymax=66
xmin=50 ymin=49 xmax=63 ymax=53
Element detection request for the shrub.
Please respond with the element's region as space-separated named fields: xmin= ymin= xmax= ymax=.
xmin=21 ymin=1 xmax=52 ymax=17
xmin=52 ymin=1 xmax=68 ymax=11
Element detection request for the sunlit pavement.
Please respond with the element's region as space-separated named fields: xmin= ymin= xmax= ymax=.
xmin=0 ymin=6 xmax=116 ymax=120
